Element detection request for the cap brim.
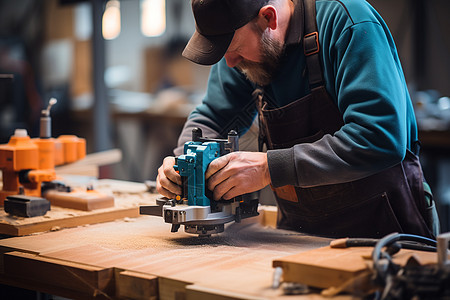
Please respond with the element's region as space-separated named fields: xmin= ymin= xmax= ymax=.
xmin=182 ymin=30 xmax=234 ymax=66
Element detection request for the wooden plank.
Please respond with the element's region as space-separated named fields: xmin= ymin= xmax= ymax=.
xmin=159 ymin=277 xmax=191 ymax=300
xmin=31 ymin=218 xmax=329 ymax=298
xmin=260 ymin=205 xmax=277 ymax=228
xmin=3 ymin=251 xmax=115 ymax=298
xmin=115 ymin=269 xmax=158 ymax=300
xmin=273 ymin=246 xmax=369 ymax=289
xmin=273 ymin=245 xmax=443 ymax=291
xmin=0 ymin=274 xmax=106 ymax=300
xmin=0 ymin=206 xmax=138 ymax=236
xmin=0 ymin=208 xmax=332 ymax=299
xmin=186 ymin=285 xmax=266 ymax=300
xmin=45 ymin=190 xmax=115 ymax=211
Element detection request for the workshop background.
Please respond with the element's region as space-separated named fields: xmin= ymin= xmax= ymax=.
xmin=0 ymin=0 xmax=449 ymax=230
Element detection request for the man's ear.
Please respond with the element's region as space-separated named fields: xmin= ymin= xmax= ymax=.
xmin=259 ymin=6 xmax=277 ymax=30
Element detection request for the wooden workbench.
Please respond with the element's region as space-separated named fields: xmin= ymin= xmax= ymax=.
xmin=0 ymin=210 xmax=333 ymax=299
xmin=0 ymin=179 xmax=158 ymax=236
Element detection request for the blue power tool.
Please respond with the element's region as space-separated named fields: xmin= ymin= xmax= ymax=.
xmin=140 ymin=128 xmax=259 ymax=236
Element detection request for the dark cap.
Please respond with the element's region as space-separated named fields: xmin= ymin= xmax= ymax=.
xmin=182 ymin=0 xmax=269 ymax=65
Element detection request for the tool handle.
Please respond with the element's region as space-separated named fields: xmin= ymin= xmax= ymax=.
xmin=437 ymin=232 xmax=450 ymax=267
xmin=330 ymin=238 xmax=378 ymax=248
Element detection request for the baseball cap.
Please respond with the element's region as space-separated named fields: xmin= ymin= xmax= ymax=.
xmin=182 ymin=0 xmax=269 ymax=65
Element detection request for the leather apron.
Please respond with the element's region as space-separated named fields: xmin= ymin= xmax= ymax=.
xmin=255 ymin=0 xmax=436 ymax=239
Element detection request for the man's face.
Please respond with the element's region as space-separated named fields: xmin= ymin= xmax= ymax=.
xmin=224 ymin=22 xmax=285 ymax=86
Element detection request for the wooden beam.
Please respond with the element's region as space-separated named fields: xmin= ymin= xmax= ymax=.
xmin=115 ymin=269 xmax=158 ymax=300
xmin=273 ymin=245 xmax=443 ymax=293
xmin=3 ymin=251 xmax=115 ymax=299
xmin=158 ymin=277 xmax=191 ymax=300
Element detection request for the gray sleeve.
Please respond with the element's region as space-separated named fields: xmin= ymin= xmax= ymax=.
xmin=267 ymin=132 xmax=403 ymax=188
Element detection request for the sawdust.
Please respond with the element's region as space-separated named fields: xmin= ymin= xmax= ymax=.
xmin=59 ymin=216 xmax=331 ymax=255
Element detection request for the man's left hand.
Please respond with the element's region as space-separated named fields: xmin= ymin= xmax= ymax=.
xmin=205 ymin=151 xmax=271 ymax=200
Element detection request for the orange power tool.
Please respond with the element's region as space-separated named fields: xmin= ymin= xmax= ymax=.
xmin=0 ymin=98 xmax=85 ymax=205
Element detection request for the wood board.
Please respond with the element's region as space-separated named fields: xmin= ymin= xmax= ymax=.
xmin=3 ymin=251 xmax=115 ymax=298
xmin=0 ymin=213 xmax=332 ymax=299
xmin=0 ymin=179 xmax=157 ymax=236
xmin=273 ymin=244 xmax=445 ymax=295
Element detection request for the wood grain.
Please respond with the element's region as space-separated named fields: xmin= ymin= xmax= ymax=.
xmin=0 ymin=214 xmax=331 ymax=299
xmin=4 ymin=251 xmax=115 ymax=299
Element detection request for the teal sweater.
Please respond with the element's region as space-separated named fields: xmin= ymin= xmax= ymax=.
xmin=177 ymin=0 xmax=418 ymax=188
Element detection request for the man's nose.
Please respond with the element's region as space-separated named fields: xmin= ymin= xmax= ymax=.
xmin=224 ymin=52 xmax=243 ymax=68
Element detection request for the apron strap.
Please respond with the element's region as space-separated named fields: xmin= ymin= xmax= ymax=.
xmin=255 ymin=0 xmax=326 ymax=151
xmin=303 ymin=0 xmax=324 ymax=88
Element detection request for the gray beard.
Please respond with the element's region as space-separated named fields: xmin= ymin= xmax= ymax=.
xmin=236 ymin=30 xmax=285 ymax=86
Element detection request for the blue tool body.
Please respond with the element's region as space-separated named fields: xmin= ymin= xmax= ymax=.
xmin=139 ymin=128 xmax=258 ymax=236
xmin=174 ymin=141 xmax=222 ymax=206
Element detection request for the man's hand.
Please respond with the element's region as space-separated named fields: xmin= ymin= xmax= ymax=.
xmin=156 ymin=156 xmax=182 ymax=198
xmin=205 ymin=151 xmax=271 ymax=200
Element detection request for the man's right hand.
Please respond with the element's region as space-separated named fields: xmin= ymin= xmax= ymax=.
xmin=156 ymin=156 xmax=182 ymax=199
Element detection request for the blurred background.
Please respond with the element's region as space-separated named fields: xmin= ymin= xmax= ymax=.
xmin=0 ymin=0 xmax=449 ymax=230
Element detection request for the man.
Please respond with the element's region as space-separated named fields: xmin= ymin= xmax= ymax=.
xmin=157 ymin=0 xmax=439 ymax=238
